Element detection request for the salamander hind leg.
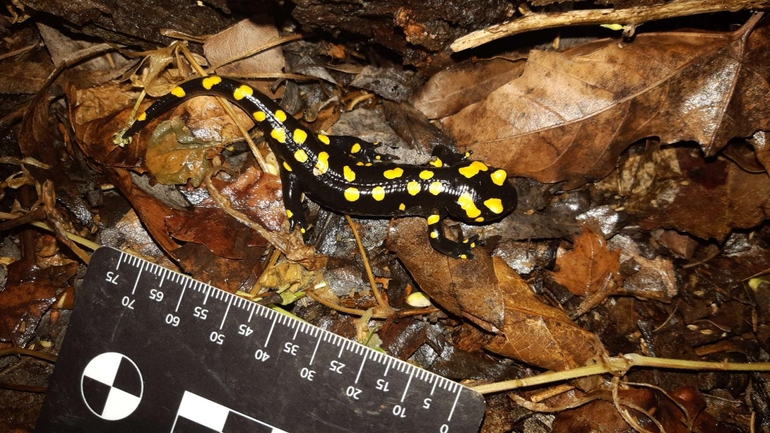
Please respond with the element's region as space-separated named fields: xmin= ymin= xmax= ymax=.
xmin=425 ymin=212 xmax=479 ymax=259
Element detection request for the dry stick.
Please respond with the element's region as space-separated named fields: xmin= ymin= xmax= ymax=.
xmin=470 ymin=353 xmax=770 ymax=395
xmin=451 ymin=0 xmax=770 ymax=52
xmin=0 ymin=212 xmax=100 ymax=251
xmin=304 ymin=289 xmax=375 ymax=317
xmin=0 ymin=347 xmax=57 ymax=363
xmin=343 ymin=215 xmax=391 ymax=313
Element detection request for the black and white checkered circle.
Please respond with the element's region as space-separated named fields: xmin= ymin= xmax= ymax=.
xmin=80 ymin=352 xmax=144 ymax=421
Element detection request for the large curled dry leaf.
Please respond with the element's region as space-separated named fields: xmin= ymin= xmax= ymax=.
xmin=442 ymin=15 xmax=770 ymax=188
xmin=387 ymin=218 xmax=604 ymax=371
xmin=411 ymin=58 xmax=525 ymax=119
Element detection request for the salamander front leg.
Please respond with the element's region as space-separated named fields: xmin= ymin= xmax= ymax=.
xmin=326 ymin=135 xmax=394 ymax=163
xmin=430 ymin=145 xmax=470 ymax=167
xmin=425 ymin=212 xmax=480 ymax=259
xmin=279 ymin=168 xmax=309 ymax=238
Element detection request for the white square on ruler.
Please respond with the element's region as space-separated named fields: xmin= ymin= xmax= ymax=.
xmin=177 ymin=391 xmax=229 ymax=431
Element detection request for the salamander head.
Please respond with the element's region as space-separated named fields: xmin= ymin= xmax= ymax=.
xmin=449 ymin=164 xmax=517 ymax=224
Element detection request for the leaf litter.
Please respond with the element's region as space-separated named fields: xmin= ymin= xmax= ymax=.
xmin=2 ymin=6 xmax=770 ymax=433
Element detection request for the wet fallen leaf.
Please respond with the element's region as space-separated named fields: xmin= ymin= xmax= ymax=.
xmin=610 ymin=147 xmax=770 ymax=241
xmin=551 ymin=387 xmax=655 ymax=433
xmin=213 ymin=166 xmax=285 ymax=233
xmin=0 ymin=260 xmax=77 ymax=347
xmin=144 ymin=119 xmax=213 ymax=187
xmin=388 ymin=218 xmax=605 ymax=371
xmin=443 ymin=16 xmax=770 ymax=187
xmin=551 ymin=226 xmax=621 ymax=297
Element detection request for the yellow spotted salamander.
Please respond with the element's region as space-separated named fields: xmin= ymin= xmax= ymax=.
xmin=122 ymin=76 xmax=517 ymax=258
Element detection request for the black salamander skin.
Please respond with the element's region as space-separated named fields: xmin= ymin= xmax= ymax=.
xmin=122 ymin=76 xmax=517 ymax=258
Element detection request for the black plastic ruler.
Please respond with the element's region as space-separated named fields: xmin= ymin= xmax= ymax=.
xmin=35 ymin=247 xmax=486 ymax=432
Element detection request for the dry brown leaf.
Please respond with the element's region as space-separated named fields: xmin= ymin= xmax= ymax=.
xmin=607 ymin=147 xmax=770 ymax=241
xmin=0 ymin=260 xmax=77 ymax=347
xmin=551 ymin=226 xmax=621 ymax=297
xmin=387 ymin=218 xmax=506 ymax=333
xmin=551 ymin=388 xmax=656 ymax=433
xmin=411 ymin=58 xmax=525 ymax=119
xmin=387 ymin=218 xmax=605 ymax=371
xmin=610 ymin=234 xmax=677 ymax=303
xmin=442 ymin=16 xmax=770 ymax=188
xmin=204 ymin=17 xmax=286 ymax=98
xmin=485 ymin=256 xmax=604 ymax=371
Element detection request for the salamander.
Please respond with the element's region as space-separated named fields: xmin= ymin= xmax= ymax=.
xmin=121 ymin=76 xmax=517 ymax=258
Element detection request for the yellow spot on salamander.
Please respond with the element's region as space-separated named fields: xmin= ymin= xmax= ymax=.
xmin=383 ymin=167 xmax=404 ymax=179
xmin=283 ymin=161 xmax=293 ymax=172
xmin=483 ymin=198 xmax=504 ymax=214
xmin=398 ymin=203 xmax=406 ymax=211
xmin=458 ymin=161 xmax=489 ymax=178
xmin=171 ymin=86 xmax=186 ymax=98
xmin=253 ymin=111 xmax=266 ymax=122
xmin=351 ymin=143 xmax=361 ymax=153
xmin=202 ymin=76 xmax=222 ymax=89
xmin=490 ymin=169 xmax=508 ymax=186
xmin=475 ymin=217 xmax=484 ymax=222
xmin=371 ymin=186 xmax=385 ymax=201
xmin=293 ymin=129 xmax=308 ymax=144
xmin=356 ymin=162 xmax=364 ymax=166
xmin=300 ymin=227 xmax=306 ymax=234
xmin=430 ymin=158 xmax=443 ymax=168
xmin=428 ymin=181 xmax=444 ymax=195
xmin=315 ymin=151 xmax=329 ymax=175
xmin=344 ymin=187 xmax=360 ymax=202
xmin=430 ymin=231 xmax=438 ymax=239
xmin=271 ymin=128 xmax=286 ymax=143
xmin=294 ymin=149 xmax=308 ymax=163
xmin=343 ymin=165 xmax=355 ymax=182
xmin=407 ymin=181 xmax=420 ymax=196
xmin=138 ymin=112 xmax=147 ymax=121
xmin=233 ymin=85 xmax=253 ymax=100
xmin=419 ymin=170 xmax=434 ymax=180
xmin=459 ymin=254 xmax=468 ymax=259
xmin=318 ymin=134 xmax=330 ymax=145
xmin=275 ymin=110 xmax=287 ymax=123
xmin=427 ymin=214 xmax=440 ymax=225
xmin=457 ymin=192 xmax=481 ymax=219
xmin=286 ymin=209 xmax=293 ymax=218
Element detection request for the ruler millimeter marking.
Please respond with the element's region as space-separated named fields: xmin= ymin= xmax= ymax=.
xmin=36 ymin=247 xmax=486 ymax=432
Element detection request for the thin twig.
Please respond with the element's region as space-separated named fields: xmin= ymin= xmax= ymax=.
xmin=451 ymin=1 xmax=770 ymax=52
xmin=344 ymin=215 xmax=390 ymax=312
xmin=0 ymin=211 xmax=100 ymax=251
xmin=0 ymin=347 xmax=57 ymax=363
xmin=470 ymin=353 xmax=770 ymax=394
